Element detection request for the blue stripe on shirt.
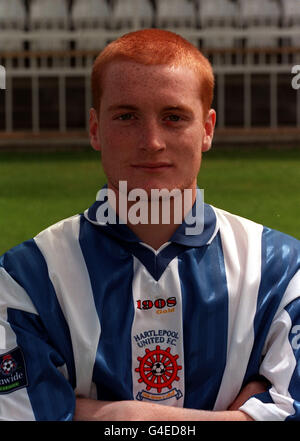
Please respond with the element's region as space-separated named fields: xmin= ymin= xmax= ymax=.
xmin=7 ymin=308 xmax=75 ymax=420
xmin=78 ymin=217 xmax=135 ymax=400
xmin=243 ymin=227 xmax=300 ymax=387
xmin=1 ymin=240 xmax=76 ymax=420
xmin=179 ymin=232 xmax=229 ymax=410
xmin=285 ymin=298 xmax=300 ymax=420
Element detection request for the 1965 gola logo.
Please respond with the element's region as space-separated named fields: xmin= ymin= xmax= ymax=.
xmin=136 ymin=297 xmax=177 ymax=313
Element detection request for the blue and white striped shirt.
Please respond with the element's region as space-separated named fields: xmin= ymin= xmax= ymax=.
xmin=0 ymin=196 xmax=300 ymax=420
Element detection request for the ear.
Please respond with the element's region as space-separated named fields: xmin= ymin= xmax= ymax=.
xmin=202 ymin=109 xmax=216 ymax=152
xmin=89 ymin=108 xmax=101 ymax=152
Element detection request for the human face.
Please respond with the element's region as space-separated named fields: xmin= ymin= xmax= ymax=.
xmin=90 ymin=61 xmax=216 ymax=196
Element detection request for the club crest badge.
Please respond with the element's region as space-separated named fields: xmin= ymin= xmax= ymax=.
xmin=135 ymin=345 xmax=183 ymax=402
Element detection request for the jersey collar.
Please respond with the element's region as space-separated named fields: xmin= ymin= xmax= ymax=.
xmin=84 ymin=186 xmax=219 ymax=248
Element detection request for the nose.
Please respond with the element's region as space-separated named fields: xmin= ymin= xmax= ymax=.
xmin=138 ymin=119 xmax=166 ymax=153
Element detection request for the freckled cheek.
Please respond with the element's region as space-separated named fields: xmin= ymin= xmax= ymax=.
xmin=175 ymin=142 xmax=203 ymax=176
xmin=104 ymin=123 xmax=138 ymax=149
xmin=100 ymin=129 xmax=127 ymax=156
xmin=174 ymin=134 xmax=202 ymax=159
xmin=101 ymin=137 xmax=136 ymax=174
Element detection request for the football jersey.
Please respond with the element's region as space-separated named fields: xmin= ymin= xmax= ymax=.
xmin=0 ymin=193 xmax=300 ymax=421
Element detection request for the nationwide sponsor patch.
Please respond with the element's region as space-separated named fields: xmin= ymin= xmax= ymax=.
xmin=0 ymin=347 xmax=28 ymax=394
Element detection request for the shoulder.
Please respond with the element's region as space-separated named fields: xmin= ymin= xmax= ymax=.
xmin=35 ymin=213 xmax=82 ymax=242
xmin=212 ymin=205 xmax=300 ymax=253
xmin=212 ymin=205 xmax=264 ymax=235
xmin=210 ymin=206 xmax=265 ymax=263
xmin=210 ymin=205 xmax=300 ymax=297
xmin=0 ymin=214 xmax=85 ymax=281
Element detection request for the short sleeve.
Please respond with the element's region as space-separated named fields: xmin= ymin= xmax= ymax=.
xmin=0 ymin=245 xmax=76 ymax=421
xmin=239 ymin=297 xmax=300 ymax=421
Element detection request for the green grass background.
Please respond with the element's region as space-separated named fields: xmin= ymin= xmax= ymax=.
xmin=0 ymin=147 xmax=300 ymax=255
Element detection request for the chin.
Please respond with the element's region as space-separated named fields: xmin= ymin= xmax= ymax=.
xmin=133 ymin=182 xmax=183 ymax=195
xmin=108 ymin=176 xmax=196 ymax=197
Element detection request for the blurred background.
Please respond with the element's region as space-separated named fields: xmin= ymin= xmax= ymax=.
xmin=0 ymin=0 xmax=300 ymax=254
xmin=1 ymin=0 xmax=300 ymax=148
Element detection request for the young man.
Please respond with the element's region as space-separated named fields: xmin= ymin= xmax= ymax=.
xmin=0 ymin=29 xmax=300 ymax=421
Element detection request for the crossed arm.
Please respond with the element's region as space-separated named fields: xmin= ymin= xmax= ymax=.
xmin=74 ymin=380 xmax=267 ymax=421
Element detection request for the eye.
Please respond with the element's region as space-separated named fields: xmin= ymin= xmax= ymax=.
xmin=117 ymin=113 xmax=135 ymax=121
xmin=165 ymin=114 xmax=182 ymax=122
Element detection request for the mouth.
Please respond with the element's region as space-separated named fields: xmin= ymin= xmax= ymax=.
xmin=131 ymin=163 xmax=173 ymax=172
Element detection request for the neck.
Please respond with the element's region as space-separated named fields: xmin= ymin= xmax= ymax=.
xmin=108 ymin=184 xmax=197 ymax=250
xmin=129 ymin=219 xmax=180 ymax=250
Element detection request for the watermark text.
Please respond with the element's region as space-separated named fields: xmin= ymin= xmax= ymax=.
xmin=292 ymin=65 xmax=300 ymax=90
xmin=95 ymin=181 xmax=205 ymax=235
xmin=0 ymin=65 xmax=5 ymax=90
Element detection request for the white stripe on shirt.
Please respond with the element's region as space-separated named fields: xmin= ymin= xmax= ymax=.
xmin=131 ymin=255 xmax=185 ymax=406
xmin=34 ymin=215 xmax=100 ymax=398
xmin=0 ymin=267 xmax=37 ymax=420
xmin=240 ymin=308 xmax=296 ymax=420
xmin=213 ymin=207 xmax=263 ymax=410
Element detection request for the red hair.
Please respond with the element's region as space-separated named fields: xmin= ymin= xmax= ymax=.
xmin=91 ymin=29 xmax=214 ymax=118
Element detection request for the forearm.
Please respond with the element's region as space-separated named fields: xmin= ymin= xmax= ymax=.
xmin=74 ymin=398 xmax=253 ymax=421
